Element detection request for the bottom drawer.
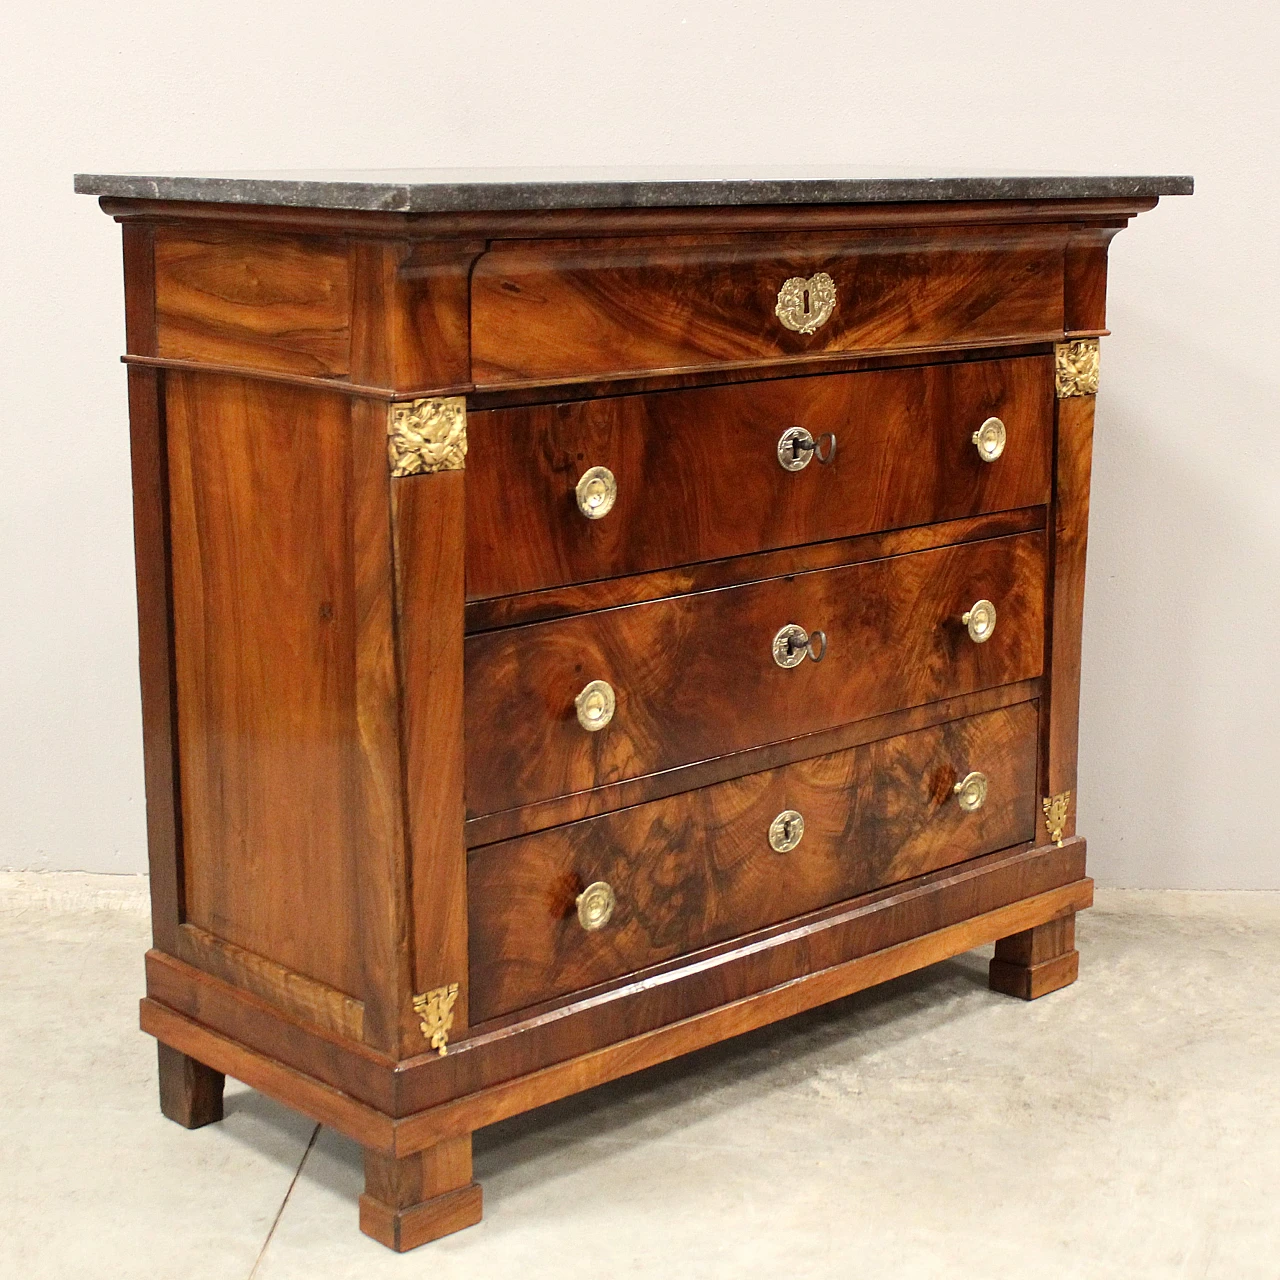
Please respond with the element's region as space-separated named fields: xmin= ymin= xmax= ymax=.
xmin=468 ymin=701 xmax=1039 ymax=1022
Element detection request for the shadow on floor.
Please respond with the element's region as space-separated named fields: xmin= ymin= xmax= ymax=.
xmin=260 ymin=947 xmax=1001 ymax=1203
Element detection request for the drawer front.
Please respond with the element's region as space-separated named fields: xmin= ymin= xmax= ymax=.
xmin=465 ymin=530 xmax=1045 ymax=816
xmin=466 ymin=357 xmax=1052 ymax=600
xmin=470 ymin=228 xmax=1065 ymax=385
xmin=469 ymin=701 xmax=1040 ymax=1021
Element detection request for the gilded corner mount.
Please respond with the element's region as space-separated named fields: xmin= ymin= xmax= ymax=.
xmin=388 ymin=396 xmax=467 ymax=477
xmin=1042 ymin=791 xmax=1071 ymax=847
xmin=1054 ymin=340 xmax=1101 ymax=398
xmin=413 ymin=983 xmax=459 ymax=1056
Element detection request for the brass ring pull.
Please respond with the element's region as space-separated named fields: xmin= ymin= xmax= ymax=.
xmin=953 ymin=771 xmax=989 ymax=813
xmin=574 ymin=680 xmax=616 ymax=732
xmin=972 ymin=417 xmax=1007 ymax=463
xmin=772 ymin=624 xmax=828 ymax=668
xmin=961 ymin=599 xmax=997 ymax=644
xmin=768 ymin=809 xmax=805 ymax=852
xmin=776 ymin=427 xmax=838 ymax=471
xmin=576 ymin=881 xmax=616 ymax=931
xmin=575 ymin=466 xmax=617 ymax=519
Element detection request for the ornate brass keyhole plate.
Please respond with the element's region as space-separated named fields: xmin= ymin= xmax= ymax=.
xmin=775 ymin=272 xmax=837 ymax=335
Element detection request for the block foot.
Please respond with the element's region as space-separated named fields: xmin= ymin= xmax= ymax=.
xmin=157 ymin=1042 xmax=225 ymax=1128
xmin=989 ymin=914 xmax=1079 ymax=1000
xmin=359 ymin=1136 xmax=482 ymax=1251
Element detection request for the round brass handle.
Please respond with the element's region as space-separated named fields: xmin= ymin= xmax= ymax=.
xmin=769 ymin=809 xmax=805 ymax=852
xmin=575 ymin=466 xmax=617 ymax=519
xmin=777 ymin=427 xmax=837 ymax=471
xmin=576 ymin=881 xmax=616 ymax=931
xmin=972 ymin=417 xmax=1007 ymax=463
xmin=953 ymin=771 xmax=989 ymax=813
xmin=961 ymin=599 xmax=997 ymax=644
xmin=575 ymin=680 xmax=616 ymax=732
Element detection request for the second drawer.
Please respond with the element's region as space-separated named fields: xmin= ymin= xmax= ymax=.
xmin=465 ymin=529 xmax=1045 ymax=816
xmin=465 ymin=356 xmax=1052 ymax=599
xmin=468 ymin=700 xmax=1040 ymax=1022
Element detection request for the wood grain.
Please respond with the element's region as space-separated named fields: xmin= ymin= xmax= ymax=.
xmin=469 ymin=701 xmax=1039 ymax=1020
xmin=464 ymin=678 xmax=1041 ymax=847
xmin=165 ymin=373 xmax=366 ymax=1000
xmin=1041 ymin=392 xmax=1096 ymax=843
xmin=465 ymin=357 xmax=1053 ymax=599
xmin=141 ymin=867 xmax=1091 ymax=1155
xmin=177 ymin=923 xmax=364 ymax=1040
xmin=122 ymin=221 xmax=186 ymax=952
xmin=157 ymin=1042 xmax=224 ymax=1128
xmin=989 ymin=914 xmax=1080 ymax=999
xmin=155 ymin=228 xmax=351 ymax=376
xmin=360 ymin=1139 xmax=481 ymax=1251
xmin=141 ymin=837 xmax=1087 ymax=1119
xmin=393 ymin=472 xmax=470 ymax=1035
xmin=471 ymin=224 xmax=1066 ymax=385
xmin=465 ymin=508 xmax=1045 ymax=635
xmin=465 ymin=530 xmax=1046 ymax=815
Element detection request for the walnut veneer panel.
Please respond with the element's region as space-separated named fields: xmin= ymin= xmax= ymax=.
xmin=155 ymin=228 xmax=352 ymax=376
xmin=465 ymin=531 xmax=1045 ymax=816
xmin=466 ymin=356 xmax=1052 ymax=599
xmin=167 ymin=373 xmax=368 ymax=999
xmin=470 ymin=225 xmax=1065 ymax=385
xmin=469 ymin=701 xmax=1039 ymax=1020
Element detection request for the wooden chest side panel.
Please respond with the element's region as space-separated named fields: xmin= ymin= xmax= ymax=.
xmin=470 ymin=226 xmax=1065 ymax=385
xmin=468 ymin=701 xmax=1039 ymax=1021
xmin=166 ymin=373 xmax=367 ymax=999
xmin=465 ymin=530 xmax=1046 ymax=816
xmin=155 ymin=228 xmax=352 ymax=377
xmin=466 ymin=357 xmax=1053 ymax=599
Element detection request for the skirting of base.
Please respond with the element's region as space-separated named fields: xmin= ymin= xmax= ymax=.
xmin=359 ymin=1181 xmax=483 ymax=1251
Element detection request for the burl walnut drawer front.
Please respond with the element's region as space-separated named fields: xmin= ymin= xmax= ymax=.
xmin=466 ymin=357 xmax=1052 ymax=600
xmin=468 ymin=701 xmax=1040 ymax=1021
xmin=465 ymin=531 xmax=1045 ymax=817
xmin=470 ymin=228 xmax=1064 ymax=385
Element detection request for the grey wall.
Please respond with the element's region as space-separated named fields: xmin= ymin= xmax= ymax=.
xmin=2 ymin=1 xmax=1274 ymax=885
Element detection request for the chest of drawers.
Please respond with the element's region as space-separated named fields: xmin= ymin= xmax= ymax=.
xmin=78 ymin=167 xmax=1190 ymax=1251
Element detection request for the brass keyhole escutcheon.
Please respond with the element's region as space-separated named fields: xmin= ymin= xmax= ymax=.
xmin=772 ymin=624 xmax=828 ymax=668
xmin=775 ymin=272 xmax=837 ymax=335
xmin=953 ymin=771 xmax=989 ymax=813
xmin=972 ymin=417 xmax=1007 ymax=463
xmin=575 ymin=466 xmax=617 ymax=519
xmin=769 ymin=809 xmax=805 ymax=852
xmin=576 ymin=881 xmax=616 ymax=931
xmin=575 ymin=680 xmax=616 ymax=732
xmin=777 ymin=426 xmax=837 ymax=472
xmin=961 ymin=599 xmax=997 ymax=644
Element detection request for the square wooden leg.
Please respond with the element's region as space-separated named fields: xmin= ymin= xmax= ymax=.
xmin=359 ymin=1135 xmax=482 ymax=1252
xmin=157 ymin=1042 xmax=225 ymax=1128
xmin=989 ymin=914 xmax=1080 ymax=1000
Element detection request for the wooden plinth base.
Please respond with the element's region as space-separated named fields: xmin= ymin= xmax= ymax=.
xmin=988 ymin=914 xmax=1079 ymax=1000
xmin=359 ymin=1138 xmax=483 ymax=1251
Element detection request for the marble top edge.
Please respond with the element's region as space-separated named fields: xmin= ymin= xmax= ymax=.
xmin=74 ymin=169 xmax=1193 ymax=214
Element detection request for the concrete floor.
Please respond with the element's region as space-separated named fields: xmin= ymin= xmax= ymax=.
xmin=3 ymin=874 xmax=1279 ymax=1279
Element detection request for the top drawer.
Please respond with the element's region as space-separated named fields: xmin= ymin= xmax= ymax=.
xmin=470 ymin=227 xmax=1065 ymax=386
xmin=466 ymin=356 xmax=1052 ymax=600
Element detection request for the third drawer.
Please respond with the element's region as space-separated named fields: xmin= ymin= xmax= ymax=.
xmin=465 ymin=529 xmax=1045 ymax=816
xmin=467 ymin=700 xmax=1040 ymax=1022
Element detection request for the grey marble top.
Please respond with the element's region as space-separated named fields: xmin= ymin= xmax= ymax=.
xmin=74 ymin=167 xmax=1193 ymax=214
